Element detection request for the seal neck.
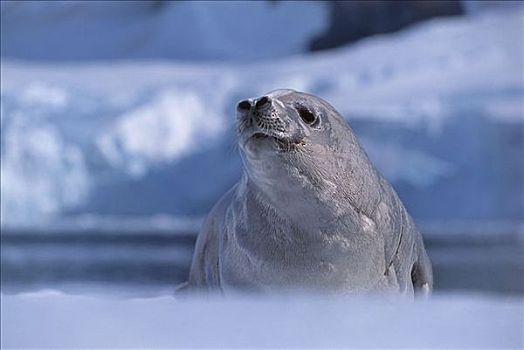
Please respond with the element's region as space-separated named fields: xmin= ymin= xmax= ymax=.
xmin=239 ymin=173 xmax=373 ymax=235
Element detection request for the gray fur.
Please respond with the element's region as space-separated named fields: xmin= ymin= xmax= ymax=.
xmin=183 ymin=89 xmax=432 ymax=296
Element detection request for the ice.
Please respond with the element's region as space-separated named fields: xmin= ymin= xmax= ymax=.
xmin=1 ymin=6 xmax=523 ymax=227
xmin=1 ymin=291 xmax=522 ymax=348
xmin=1 ymin=120 xmax=91 ymax=224
xmin=360 ymin=139 xmax=454 ymax=188
xmin=97 ymin=90 xmax=225 ymax=177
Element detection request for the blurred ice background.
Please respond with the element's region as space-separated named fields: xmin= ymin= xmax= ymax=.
xmin=1 ymin=1 xmax=523 ymax=348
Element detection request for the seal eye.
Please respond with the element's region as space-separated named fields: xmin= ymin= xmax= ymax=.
xmin=297 ymin=106 xmax=316 ymax=125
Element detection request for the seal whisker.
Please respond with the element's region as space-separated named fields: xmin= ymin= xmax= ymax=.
xmin=226 ymin=123 xmax=241 ymax=156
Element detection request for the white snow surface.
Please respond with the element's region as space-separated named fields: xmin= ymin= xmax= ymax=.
xmin=1 ymin=7 xmax=523 ymax=227
xmin=1 ymin=291 xmax=522 ymax=349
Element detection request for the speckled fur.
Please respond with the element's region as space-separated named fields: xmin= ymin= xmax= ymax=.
xmin=183 ymin=89 xmax=432 ymax=296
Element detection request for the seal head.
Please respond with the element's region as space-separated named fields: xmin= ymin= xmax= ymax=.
xmin=236 ymin=89 xmax=379 ymax=226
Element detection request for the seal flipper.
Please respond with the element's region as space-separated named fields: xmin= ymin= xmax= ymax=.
xmin=187 ymin=218 xmax=221 ymax=289
xmin=411 ymin=247 xmax=433 ymax=297
xmin=186 ymin=187 xmax=235 ymax=291
xmin=174 ymin=281 xmax=189 ymax=296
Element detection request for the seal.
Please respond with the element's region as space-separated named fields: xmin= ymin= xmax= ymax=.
xmin=182 ymin=89 xmax=432 ymax=295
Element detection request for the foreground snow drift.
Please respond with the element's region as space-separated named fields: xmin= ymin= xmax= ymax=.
xmin=1 ymin=8 xmax=523 ymax=227
xmin=1 ymin=291 xmax=522 ymax=348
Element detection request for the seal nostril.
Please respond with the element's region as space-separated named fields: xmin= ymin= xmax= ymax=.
xmin=237 ymin=100 xmax=251 ymax=111
xmin=255 ymin=96 xmax=270 ymax=109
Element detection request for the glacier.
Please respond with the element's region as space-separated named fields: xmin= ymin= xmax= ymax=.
xmin=1 ymin=5 xmax=523 ymax=228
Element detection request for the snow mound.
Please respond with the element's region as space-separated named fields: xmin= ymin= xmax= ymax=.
xmin=1 ymin=291 xmax=523 ymax=348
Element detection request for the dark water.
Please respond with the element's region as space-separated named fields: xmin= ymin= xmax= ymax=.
xmin=2 ymin=228 xmax=523 ymax=295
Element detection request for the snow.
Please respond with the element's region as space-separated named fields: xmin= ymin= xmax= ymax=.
xmin=1 ymin=5 xmax=523 ymax=227
xmin=1 ymin=291 xmax=522 ymax=348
